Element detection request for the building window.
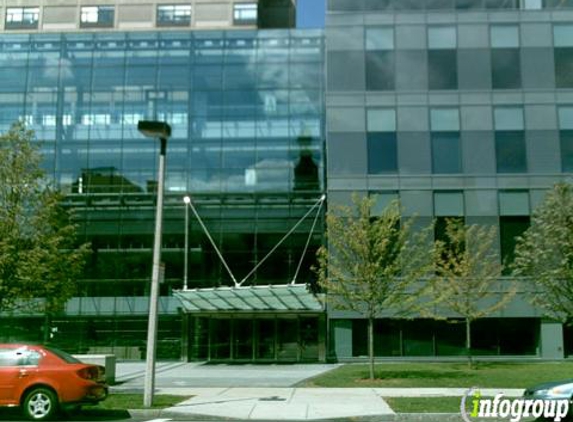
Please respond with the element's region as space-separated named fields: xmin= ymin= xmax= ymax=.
xmin=428 ymin=26 xmax=457 ymax=90
xmin=558 ymin=107 xmax=573 ymax=172
xmin=367 ymin=108 xmax=397 ymax=174
xmin=491 ymin=25 xmax=521 ymax=89
xmin=430 ymin=108 xmax=461 ymax=174
xmin=5 ymin=7 xmax=39 ymax=30
xmin=499 ymin=216 xmax=530 ymax=271
xmin=233 ymin=3 xmax=257 ymax=26
xmin=80 ymin=6 xmax=114 ymax=28
xmin=554 ymin=25 xmax=573 ymax=87
xmin=494 ymin=107 xmax=526 ymax=173
xmin=365 ymin=27 xmax=395 ymax=91
xmin=156 ymin=4 xmax=192 ymax=27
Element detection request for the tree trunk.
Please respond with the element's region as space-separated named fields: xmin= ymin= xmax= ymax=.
xmin=465 ymin=317 xmax=473 ymax=369
xmin=368 ymin=317 xmax=375 ymax=380
xmin=43 ymin=313 xmax=51 ymax=344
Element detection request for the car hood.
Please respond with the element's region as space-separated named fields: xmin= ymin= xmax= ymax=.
xmin=526 ymin=379 xmax=573 ymax=393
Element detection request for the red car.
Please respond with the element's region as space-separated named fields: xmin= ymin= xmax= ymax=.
xmin=0 ymin=344 xmax=108 ymax=420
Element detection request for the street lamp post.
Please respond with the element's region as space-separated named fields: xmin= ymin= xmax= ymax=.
xmin=137 ymin=120 xmax=171 ymax=408
xmin=183 ymin=195 xmax=191 ymax=291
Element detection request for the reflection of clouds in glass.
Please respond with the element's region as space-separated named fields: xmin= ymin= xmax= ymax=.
xmin=186 ymin=159 xmax=294 ymax=193
xmin=42 ymin=58 xmax=74 ymax=80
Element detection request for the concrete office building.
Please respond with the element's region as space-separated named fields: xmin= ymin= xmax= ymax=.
xmin=2 ymin=0 xmax=573 ymax=362
xmin=326 ymin=0 xmax=573 ymax=360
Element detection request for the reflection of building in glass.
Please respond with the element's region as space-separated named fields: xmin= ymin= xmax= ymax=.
xmin=0 ymin=19 xmax=326 ymax=361
xmin=293 ymin=135 xmax=319 ymax=192
xmin=72 ymin=167 xmax=143 ymax=194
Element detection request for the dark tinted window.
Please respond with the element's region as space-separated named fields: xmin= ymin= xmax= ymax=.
xmin=499 ymin=216 xmax=530 ymax=270
xmin=367 ymin=132 xmax=398 ymax=173
xmin=495 ymin=131 xmax=527 ymax=173
xmin=428 ymin=50 xmax=458 ymax=90
xmin=432 ymin=132 xmax=461 ymax=173
xmin=492 ymin=49 xmax=521 ymax=89
xmin=561 ymin=130 xmax=573 ymax=172
xmin=366 ymin=51 xmax=395 ymax=91
xmin=555 ymin=48 xmax=573 ymax=88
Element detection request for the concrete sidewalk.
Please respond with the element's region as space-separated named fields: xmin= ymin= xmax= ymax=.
xmin=110 ymin=361 xmax=528 ymax=420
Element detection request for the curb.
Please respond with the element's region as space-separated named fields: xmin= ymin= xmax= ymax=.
xmin=127 ymin=409 xmax=398 ymax=421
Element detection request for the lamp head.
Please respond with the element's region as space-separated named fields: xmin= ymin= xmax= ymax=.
xmin=137 ymin=120 xmax=171 ymax=139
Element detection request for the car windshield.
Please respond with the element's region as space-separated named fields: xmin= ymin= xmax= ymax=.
xmin=44 ymin=346 xmax=82 ymax=364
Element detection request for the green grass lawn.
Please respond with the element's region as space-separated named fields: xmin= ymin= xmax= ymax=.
xmin=89 ymin=394 xmax=192 ymax=410
xmin=384 ymin=397 xmax=463 ymax=413
xmin=301 ymin=362 xmax=573 ymax=388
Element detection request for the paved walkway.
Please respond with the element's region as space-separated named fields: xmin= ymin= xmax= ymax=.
xmin=111 ymin=362 xmax=526 ymax=420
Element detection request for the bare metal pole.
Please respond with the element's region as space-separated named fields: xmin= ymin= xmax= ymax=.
xmin=183 ymin=195 xmax=190 ymax=290
xmin=144 ymin=137 xmax=167 ymax=408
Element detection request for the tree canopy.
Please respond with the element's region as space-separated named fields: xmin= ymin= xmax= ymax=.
xmin=428 ymin=218 xmax=514 ymax=367
xmin=0 ymin=122 xmax=90 ymax=315
xmin=315 ymin=194 xmax=432 ymax=378
xmin=513 ymin=183 xmax=573 ymax=323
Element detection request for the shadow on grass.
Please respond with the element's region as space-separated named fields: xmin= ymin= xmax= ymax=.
xmin=372 ymin=370 xmax=469 ymax=380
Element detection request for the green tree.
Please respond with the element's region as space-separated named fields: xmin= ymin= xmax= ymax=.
xmin=513 ymin=183 xmax=573 ymax=323
xmin=315 ymin=194 xmax=432 ymax=380
xmin=0 ymin=123 xmax=90 ymax=335
xmin=428 ymin=219 xmax=514 ymax=368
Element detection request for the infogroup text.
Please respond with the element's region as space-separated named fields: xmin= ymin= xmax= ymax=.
xmin=461 ymin=389 xmax=570 ymax=422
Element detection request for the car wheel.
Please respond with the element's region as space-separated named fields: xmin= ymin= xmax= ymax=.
xmin=22 ymin=388 xmax=58 ymax=421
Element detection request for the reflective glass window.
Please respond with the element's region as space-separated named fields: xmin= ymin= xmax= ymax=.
xmin=555 ymin=48 xmax=573 ymax=88
xmin=367 ymin=109 xmax=396 ymax=132
xmin=80 ymin=6 xmax=115 ymax=28
xmin=490 ymin=25 xmax=520 ymax=89
xmin=428 ymin=26 xmax=457 ymax=90
xmin=157 ymin=5 xmax=192 ymax=27
xmin=495 ymin=131 xmax=527 ymax=173
xmin=559 ymin=106 xmax=573 ymax=129
xmin=560 ymin=130 xmax=573 ymax=172
xmin=367 ymin=108 xmax=397 ymax=174
xmin=431 ymin=108 xmax=461 ymax=174
xmin=5 ymin=7 xmax=39 ymax=30
xmin=366 ymin=51 xmax=395 ymax=91
xmin=431 ymin=132 xmax=461 ymax=173
xmin=491 ymin=49 xmax=521 ymax=89
xmin=366 ymin=27 xmax=394 ymax=51
xmin=329 ymin=0 xmax=365 ymax=10
xmin=428 ymin=26 xmax=457 ymax=49
xmin=367 ymin=133 xmax=397 ymax=174
xmin=455 ymin=0 xmax=484 ymax=9
xmin=494 ymin=107 xmax=524 ymax=130
xmin=554 ymin=24 xmax=573 ymax=47
xmin=428 ymin=50 xmax=457 ymax=90
xmin=500 ymin=216 xmax=530 ymax=271
xmin=431 ymin=108 xmax=460 ymax=131
xmin=233 ymin=3 xmax=258 ymax=26
xmin=491 ymin=25 xmax=519 ymax=48
xmin=546 ymin=0 xmax=573 ymax=9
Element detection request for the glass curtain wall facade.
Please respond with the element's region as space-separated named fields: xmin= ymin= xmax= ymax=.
xmin=0 ymin=29 xmax=325 ymax=359
xmin=326 ymin=0 xmax=572 ymax=359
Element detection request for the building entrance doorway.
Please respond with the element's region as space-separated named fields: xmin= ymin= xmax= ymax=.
xmin=186 ymin=314 xmax=324 ymax=362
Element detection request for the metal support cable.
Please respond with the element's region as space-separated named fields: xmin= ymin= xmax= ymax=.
xmin=291 ymin=197 xmax=324 ymax=285
xmin=238 ymin=194 xmax=326 ymax=286
xmin=185 ymin=198 xmax=239 ymax=287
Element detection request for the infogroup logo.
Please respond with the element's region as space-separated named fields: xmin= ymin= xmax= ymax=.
xmin=460 ymin=387 xmax=570 ymax=422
